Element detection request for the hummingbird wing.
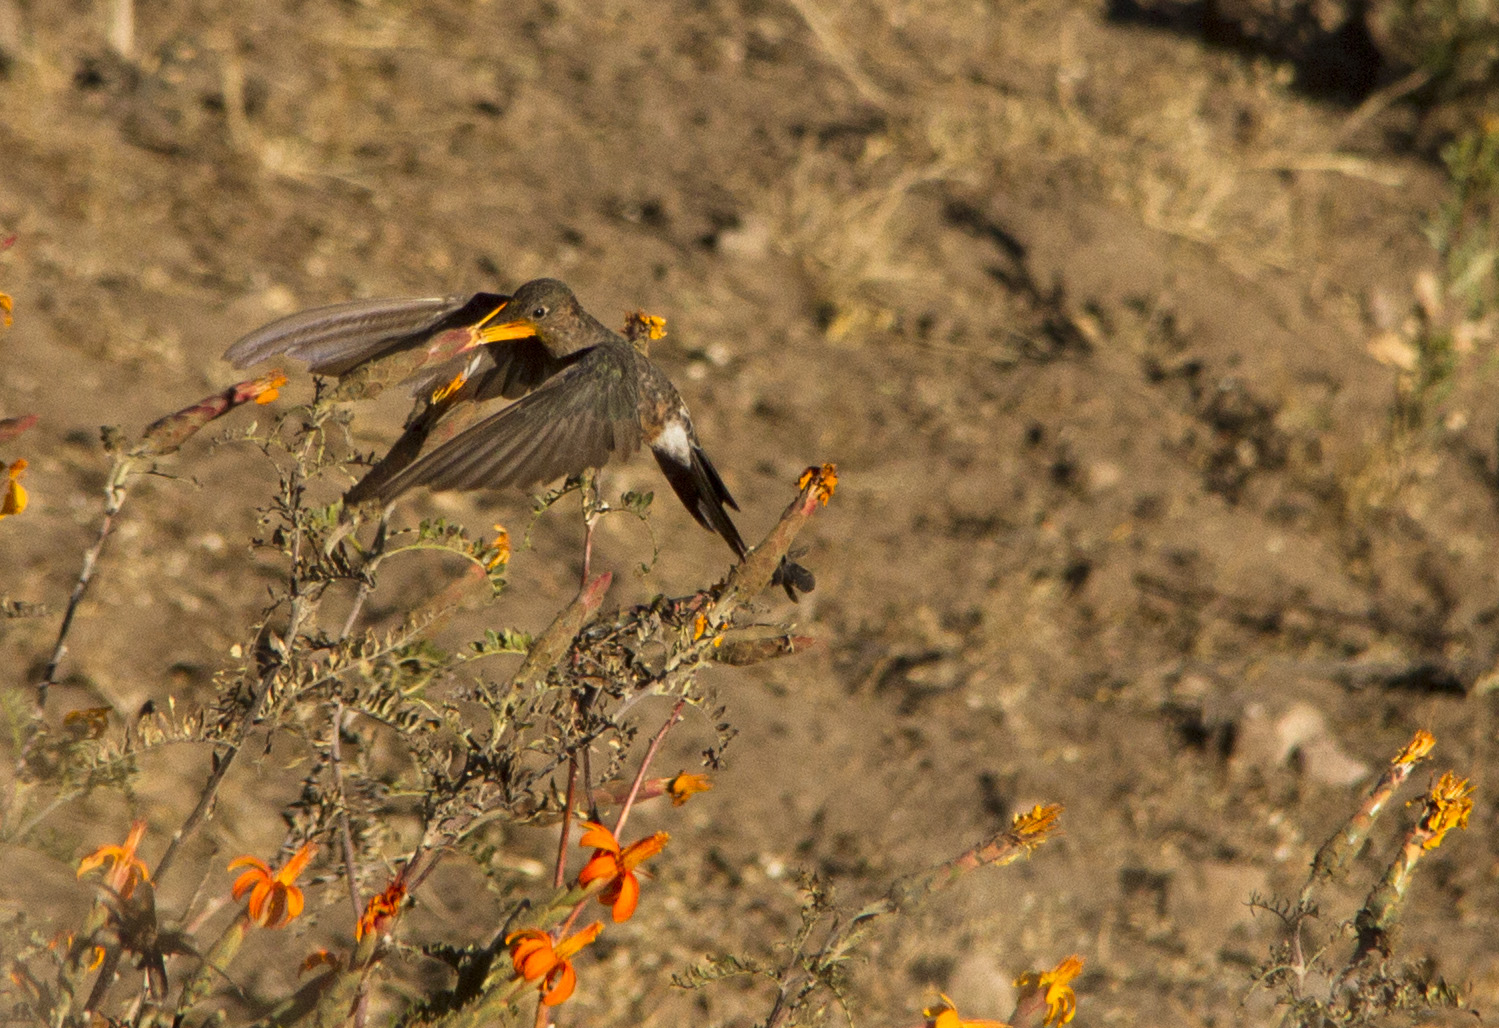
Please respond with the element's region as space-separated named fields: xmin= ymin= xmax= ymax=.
xmin=223 ymin=293 xmax=564 ymax=398
xmin=365 ymin=344 xmax=641 ymax=502
xmin=225 ymin=294 xmax=486 ymax=373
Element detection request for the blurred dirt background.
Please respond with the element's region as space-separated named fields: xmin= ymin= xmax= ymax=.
xmin=2 ymin=0 xmax=1498 ymax=1024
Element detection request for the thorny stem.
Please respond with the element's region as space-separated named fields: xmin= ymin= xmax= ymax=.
xmin=331 ymin=698 xmax=364 ymax=921
xmin=580 ymin=469 xmax=600 ymax=588
xmin=614 ymin=699 xmax=686 ymax=841
xmin=39 ymin=455 xmax=134 ymax=704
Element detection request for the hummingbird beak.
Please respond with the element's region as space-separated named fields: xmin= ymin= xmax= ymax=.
xmin=459 ymin=300 xmax=538 ymax=351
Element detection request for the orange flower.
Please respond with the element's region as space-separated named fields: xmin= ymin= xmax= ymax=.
xmin=1013 ymin=955 xmax=1083 ymax=1027
xmin=922 ymin=993 xmax=1011 ymax=1028
xmin=577 ymin=821 xmax=669 ymax=922
xmin=1 ymin=458 xmax=28 ymax=520
xmin=505 ymin=921 xmax=603 ymax=1006
xmin=77 ymin=821 xmax=151 ymax=900
xmin=247 ymin=371 xmax=288 ymax=405
xmin=229 ymin=841 xmax=317 ymax=928
xmin=667 ymin=772 xmax=713 ymax=807
xmin=356 ymin=878 xmax=407 ymax=941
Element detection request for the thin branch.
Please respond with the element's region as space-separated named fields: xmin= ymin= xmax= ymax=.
xmin=552 ymin=757 xmax=579 ymax=891
xmin=39 ymin=455 xmax=133 ymax=703
xmin=330 ymin=698 xmax=364 ymax=921
xmin=613 ymin=699 xmax=686 ymax=840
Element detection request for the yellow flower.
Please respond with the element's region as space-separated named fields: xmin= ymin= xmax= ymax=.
xmin=922 ymin=994 xmax=1011 ymax=1028
xmin=577 ymin=821 xmax=669 ymax=922
xmin=506 ymin=921 xmax=603 ymax=1006
xmin=77 ymin=821 xmax=151 ymax=900
xmin=797 ymin=463 xmax=838 ymax=505
xmin=1392 ymin=729 xmax=1435 ymax=766
xmin=623 ymin=310 xmax=668 ymax=343
xmin=1419 ymin=771 xmax=1474 ymax=850
xmin=667 ymin=772 xmax=713 ymax=806
xmin=1011 ymin=804 xmax=1063 ymax=846
xmin=229 ymin=841 xmax=317 ymax=928
xmin=485 ymin=524 xmax=511 ymax=569
xmin=1014 ymin=955 xmax=1083 ymax=1027
xmin=1 ymin=458 xmax=28 ymax=520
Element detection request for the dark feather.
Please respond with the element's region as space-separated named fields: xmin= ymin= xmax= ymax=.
xmin=363 ymin=345 xmax=642 ymax=504
xmin=651 ymin=445 xmax=747 ymax=557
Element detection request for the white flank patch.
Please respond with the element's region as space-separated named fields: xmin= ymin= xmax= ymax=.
xmin=656 ymin=420 xmax=692 ymax=460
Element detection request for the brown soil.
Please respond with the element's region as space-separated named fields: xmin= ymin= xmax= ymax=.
xmin=1 ymin=0 xmax=1495 ymax=1025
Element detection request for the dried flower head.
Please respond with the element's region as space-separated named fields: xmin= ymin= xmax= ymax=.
xmin=623 ymin=309 xmax=668 ymax=346
xmin=1012 ymin=804 xmax=1063 ymax=847
xmin=356 ymin=878 xmax=408 ymax=941
xmin=798 ymin=462 xmax=838 ymax=505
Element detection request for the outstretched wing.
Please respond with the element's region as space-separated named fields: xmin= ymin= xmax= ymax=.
xmin=224 ymin=294 xmax=490 ymax=374
xmin=364 ymin=344 xmax=641 ymax=503
xmin=224 ymin=292 xmax=566 ymax=400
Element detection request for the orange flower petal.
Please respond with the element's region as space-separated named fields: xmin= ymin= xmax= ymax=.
xmin=540 ymin=961 xmax=577 ymax=1006
xmin=228 ymin=854 xmax=271 ymax=873
xmin=277 ymin=842 xmax=318 ymax=885
xmin=519 ymin=945 xmax=557 ymax=981
xmin=282 ymin=884 xmax=305 ymax=924
xmin=507 ymin=931 xmax=557 ymax=980
xmin=247 ymin=883 xmax=271 ymax=923
xmin=619 ymin=831 xmax=669 ymax=871
xmin=609 ymin=871 xmax=640 ymax=922
xmin=231 ymin=868 xmax=267 ymax=901
xmin=552 ymin=921 xmax=603 ymax=960
xmin=578 ymin=851 xmax=620 ymax=887
xmin=577 ymin=821 xmax=620 ymax=854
